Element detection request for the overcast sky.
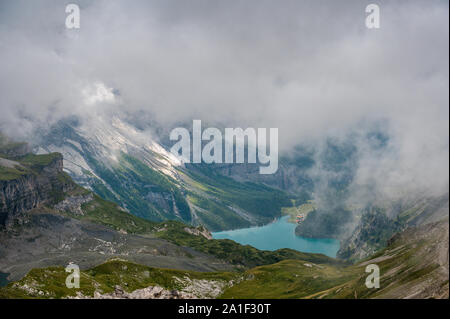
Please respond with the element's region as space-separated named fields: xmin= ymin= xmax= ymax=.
xmin=0 ymin=0 xmax=448 ymax=197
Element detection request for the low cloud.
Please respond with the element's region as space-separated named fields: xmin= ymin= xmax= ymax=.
xmin=0 ymin=0 xmax=448 ymax=199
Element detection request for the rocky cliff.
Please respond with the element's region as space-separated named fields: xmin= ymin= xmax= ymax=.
xmin=0 ymin=147 xmax=74 ymax=226
xmin=336 ymin=209 xmax=402 ymax=261
xmin=337 ymin=194 xmax=449 ymax=261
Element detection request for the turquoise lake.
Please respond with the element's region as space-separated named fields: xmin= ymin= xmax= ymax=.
xmin=212 ymin=216 xmax=340 ymax=258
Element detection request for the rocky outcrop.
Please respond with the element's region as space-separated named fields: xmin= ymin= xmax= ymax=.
xmin=0 ymin=153 xmax=73 ymax=226
xmin=53 ymin=194 xmax=93 ymax=215
xmin=183 ymin=226 xmax=212 ymax=239
xmin=69 ymin=276 xmax=230 ymax=299
xmin=71 ymin=285 xmax=197 ymax=299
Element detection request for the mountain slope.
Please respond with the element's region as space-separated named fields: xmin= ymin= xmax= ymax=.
xmin=315 ymin=219 xmax=449 ymax=299
xmin=35 ymin=118 xmax=189 ymax=223
xmin=35 ymin=118 xmax=293 ymax=231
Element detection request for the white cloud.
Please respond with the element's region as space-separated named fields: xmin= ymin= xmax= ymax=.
xmin=82 ymin=82 xmax=116 ymax=106
xmin=0 ymin=0 xmax=448 ymax=197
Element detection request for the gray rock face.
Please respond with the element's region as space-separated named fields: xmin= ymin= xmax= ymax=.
xmin=0 ymin=154 xmax=73 ymax=226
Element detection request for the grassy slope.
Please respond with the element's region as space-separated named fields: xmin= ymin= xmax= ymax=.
xmin=78 ymin=195 xmax=158 ymax=234
xmin=0 ymin=165 xmax=29 ymax=181
xmin=322 ymin=221 xmax=449 ymax=299
xmin=0 ymin=151 xmax=62 ymax=181
xmin=220 ymin=259 xmax=355 ymax=299
xmin=0 ymin=259 xmax=238 ymax=299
